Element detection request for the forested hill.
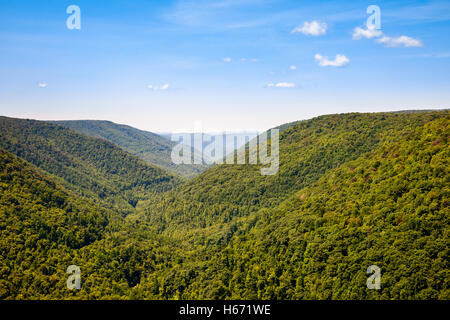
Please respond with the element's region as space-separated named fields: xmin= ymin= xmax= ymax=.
xmin=0 ymin=117 xmax=179 ymax=215
xmin=126 ymin=111 xmax=448 ymax=300
xmin=51 ymin=120 xmax=209 ymax=178
xmin=0 ymin=147 xmax=187 ymax=299
xmin=0 ymin=148 xmax=110 ymax=298
xmin=142 ymin=111 xmax=448 ymax=240
xmin=171 ymin=114 xmax=449 ymax=299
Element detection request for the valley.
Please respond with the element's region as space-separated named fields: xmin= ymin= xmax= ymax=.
xmin=0 ymin=110 xmax=448 ymax=299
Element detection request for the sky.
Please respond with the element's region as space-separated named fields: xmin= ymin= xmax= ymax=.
xmin=0 ymin=0 xmax=449 ymax=132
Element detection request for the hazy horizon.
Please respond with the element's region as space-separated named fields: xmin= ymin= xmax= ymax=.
xmin=1 ymin=107 xmax=448 ymax=134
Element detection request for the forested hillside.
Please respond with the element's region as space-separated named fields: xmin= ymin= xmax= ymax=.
xmin=166 ymin=115 xmax=449 ymax=299
xmin=142 ymin=112 xmax=447 ymax=241
xmin=0 ymin=149 xmax=110 ymax=298
xmin=0 ymin=148 xmax=185 ymax=299
xmin=0 ymin=111 xmax=448 ymax=300
xmin=0 ymin=117 xmax=179 ymax=215
xmin=52 ymin=120 xmax=209 ymax=178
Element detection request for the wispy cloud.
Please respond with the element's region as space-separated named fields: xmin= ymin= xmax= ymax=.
xmin=352 ymin=26 xmax=423 ymax=48
xmin=225 ymin=57 xmax=258 ymax=63
xmin=289 ymin=65 xmax=297 ymax=70
xmin=352 ymin=26 xmax=382 ymax=40
xmin=377 ymin=35 xmax=423 ymax=48
xmin=147 ymin=84 xmax=170 ymax=91
xmin=292 ymin=20 xmax=327 ymax=36
xmin=38 ymin=82 xmax=48 ymax=88
xmin=314 ymin=54 xmax=349 ymax=67
xmin=267 ymin=82 xmax=296 ymax=88
xmin=163 ymin=0 xmax=274 ymax=29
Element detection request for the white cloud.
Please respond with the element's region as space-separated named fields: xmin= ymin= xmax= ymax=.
xmin=38 ymin=82 xmax=48 ymax=88
xmin=292 ymin=20 xmax=327 ymax=36
xmin=377 ymin=35 xmax=423 ymax=47
xmin=289 ymin=65 xmax=297 ymax=70
xmin=148 ymin=84 xmax=170 ymax=91
xmin=267 ymin=82 xmax=296 ymax=88
xmin=223 ymin=57 xmax=232 ymax=63
xmin=352 ymin=26 xmax=423 ymax=48
xmin=352 ymin=26 xmax=382 ymax=40
xmin=314 ymin=54 xmax=350 ymax=67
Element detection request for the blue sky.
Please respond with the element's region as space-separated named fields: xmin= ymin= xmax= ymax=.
xmin=0 ymin=0 xmax=449 ymax=132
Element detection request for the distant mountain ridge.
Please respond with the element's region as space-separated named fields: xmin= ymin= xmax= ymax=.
xmin=51 ymin=120 xmax=209 ymax=178
xmin=160 ymin=131 xmax=261 ymax=162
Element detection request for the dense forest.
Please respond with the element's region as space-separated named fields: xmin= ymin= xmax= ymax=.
xmin=0 ymin=117 xmax=179 ymax=216
xmin=0 ymin=111 xmax=448 ymax=299
xmin=0 ymin=148 xmax=185 ymax=299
